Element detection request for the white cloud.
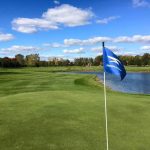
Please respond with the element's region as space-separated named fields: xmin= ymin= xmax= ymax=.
xmin=113 ymin=36 xmax=133 ymax=43
xmin=96 ymin=16 xmax=120 ymax=24
xmin=64 ymin=36 xmax=111 ymax=46
xmin=64 ymin=39 xmax=83 ymax=46
xmin=0 ymin=45 xmax=41 ymax=55
xmin=0 ymin=33 xmax=14 ymax=42
xmin=43 ymin=35 xmax=150 ymax=50
xmin=140 ymin=45 xmax=150 ymax=50
xmin=43 ymin=42 xmax=67 ymax=48
xmin=64 ymin=35 xmax=150 ymax=46
xmin=42 ymin=4 xmax=94 ymax=27
xmin=12 ymin=4 xmax=94 ymax=33
xmin=40 ymin=54 xmax=65 ymax=61
xmin=63 ymin=47 xmax=85 ymax=54
xmin=50 ymin=43 xmax=65 ymax=48
xmin=91 ymin=47 xmax=101 ymax=52
xmin=121 ymin=51 xmax=138 ymax=56
xmin=95 ymin=52 xmax=103 ymax=56
xmin=12 ymin=18 xmax=59 ymax=33
xmin=47 ymin=55 xmax=74 ymax=61
xmin=53 ymin=0 xmax=60 ymax=5
xmin=114 ymin=35 xmax=150 ymax=43
xmin=132 ymin=0 xmax=150 ymax=7
xmin=91 ymin=46 xmax=123 ymax=52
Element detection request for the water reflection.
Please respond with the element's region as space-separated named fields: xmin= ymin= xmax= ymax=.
xmin=76 ymin=72 xmax=150 ymax=94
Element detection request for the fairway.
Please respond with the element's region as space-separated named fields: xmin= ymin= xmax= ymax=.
xmin=0 ymin=68 xmax=150 ymax=150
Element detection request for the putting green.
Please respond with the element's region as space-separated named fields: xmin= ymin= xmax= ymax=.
xmin=0 ymin=91 xmax=105 ymax=150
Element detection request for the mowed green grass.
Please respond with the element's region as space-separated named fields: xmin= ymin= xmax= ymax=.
xmin=0 ymin=68 xmax=150 ymax=150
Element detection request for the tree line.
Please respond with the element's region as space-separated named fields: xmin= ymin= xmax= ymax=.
xmin=0 ymin=53 xmax=150 ymax=68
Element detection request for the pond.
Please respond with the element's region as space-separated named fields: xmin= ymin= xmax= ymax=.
xmin=74 ymin=72 xmax=150 ymax=94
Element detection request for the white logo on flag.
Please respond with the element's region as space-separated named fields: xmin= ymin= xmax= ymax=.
xmin=106 ymin=56 xmax=122 ymax=71
xmin=108 ymin=56 xmax=121 ymax=65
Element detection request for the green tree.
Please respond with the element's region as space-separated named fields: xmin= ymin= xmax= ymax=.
xmin=94 ymin=55 xmax=102 ymax=66
xmin=141 ymin=53 xmax=150 ymax=66
xmin=134 ymin=55 xmax=142 ymax=66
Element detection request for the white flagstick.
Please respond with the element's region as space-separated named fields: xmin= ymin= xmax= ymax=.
xmin=104 ymin=71 xmax=109 ymax=150
xmin=103 ymin=42 xmax=109 ymax=150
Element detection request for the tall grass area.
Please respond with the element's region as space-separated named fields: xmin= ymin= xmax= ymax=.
xmin=0 ymin=67 xmax=149 ymax=150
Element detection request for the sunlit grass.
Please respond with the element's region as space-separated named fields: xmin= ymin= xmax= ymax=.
xmin=0 ymin=67 xmax=149 ymax=150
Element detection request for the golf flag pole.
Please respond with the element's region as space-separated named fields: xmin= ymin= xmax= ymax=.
xmin=102 ymin=43 xmax=126 ymax=150
xmin=102 ymin=42 xmax=109 ymax=150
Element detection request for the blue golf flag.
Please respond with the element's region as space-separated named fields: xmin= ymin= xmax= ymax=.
xmin=103 ymin=47 xmax=126 ymax=80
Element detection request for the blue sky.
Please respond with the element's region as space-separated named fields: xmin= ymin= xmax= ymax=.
xmin=0 ymin=0 xmax=150 ymax=60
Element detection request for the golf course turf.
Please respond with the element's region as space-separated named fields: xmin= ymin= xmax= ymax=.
xmin=0 ymin=67 xmax=149 ymax=150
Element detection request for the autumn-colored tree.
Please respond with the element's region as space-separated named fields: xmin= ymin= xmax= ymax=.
xmin=15 ymin=54 xmax=25 ymax=66
xmin=25 ymin=54 xmax=40 ymax=67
